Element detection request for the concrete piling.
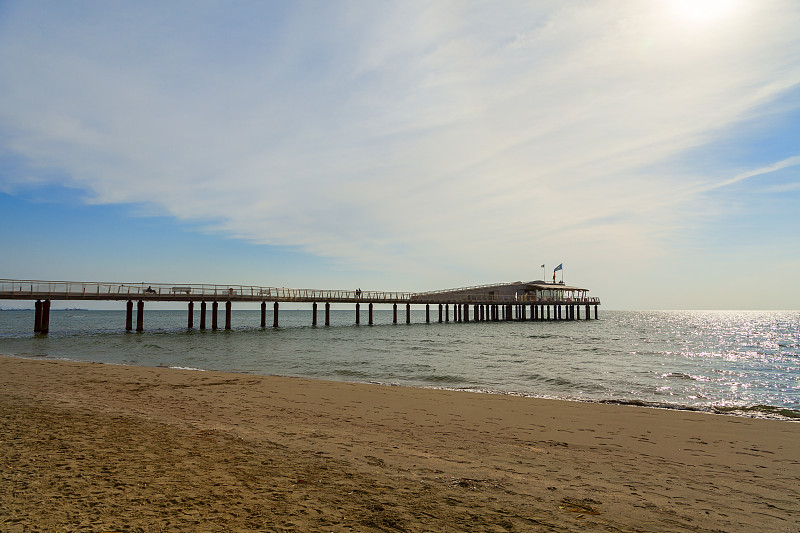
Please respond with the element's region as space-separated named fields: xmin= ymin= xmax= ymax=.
xmin=125 ymin=300 xmax=133 ymax=331
xmin=39 ymin=300 xmax=51 ymax=334
xmin=136 ymin=300 xmax=144 ymax=332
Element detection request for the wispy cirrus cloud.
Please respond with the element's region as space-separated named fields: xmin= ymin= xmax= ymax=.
xmin=1 ymin=1 xmax=799 ymax=301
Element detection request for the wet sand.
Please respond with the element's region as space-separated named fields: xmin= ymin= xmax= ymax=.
xmin=1 ymin=356 xmax=798 ymax=532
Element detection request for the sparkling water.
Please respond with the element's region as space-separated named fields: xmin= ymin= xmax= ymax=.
xmin=1 ymin=308 xmax=798 ymax=419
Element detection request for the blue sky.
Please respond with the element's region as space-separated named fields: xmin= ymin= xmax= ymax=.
xmin=1 ymin=0 xmax=799 ymax=309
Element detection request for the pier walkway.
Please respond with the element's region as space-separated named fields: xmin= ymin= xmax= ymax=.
xmin=1 ymin=279 xmax=601 ymax=333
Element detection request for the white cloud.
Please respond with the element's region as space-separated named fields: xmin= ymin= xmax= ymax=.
xmin=1 ymin=0 xmax=799 ymax=294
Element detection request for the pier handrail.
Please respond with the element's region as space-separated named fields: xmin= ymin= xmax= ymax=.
xmin=0 ymin=279 xmax=600 ymax=305
xmin=0 ymin=279 xmax=419 ymax=303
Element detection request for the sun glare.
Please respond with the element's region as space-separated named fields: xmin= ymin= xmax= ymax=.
xmin=666 ymin=0 xmax=741 ymax=24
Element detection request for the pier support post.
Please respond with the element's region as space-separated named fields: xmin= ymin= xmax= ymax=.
xmin=201 ymin=302 xmax=207 ymax=330
xmin=355 ymin=303 xmax=360 ymax=325
xmin=576 ymin=305 xmax=580 ymax=320
xmin=325 ymin=302 xmax=330 ymax=326
xmin=312 ymin=302 xmax=317 ymax=326
xmin=273 ymin=302 xmax=279 ymax=328
xmin=464 ymin=304 xmax=469 ymax=323
xmin=39 ymin=300 xmax=50 ymax=334
xmin=438 ymin=304 xmax=443 ymax=323
xmin=225 ymin=301 xmax=232 ymax=330
xmin=585 ymin=304 xmax=590 ymax=320
xmin=188 ymin=301 xmax=194 ymax=329
xmin=261 ymin=302 xmax=266 ymax=328
xmin=393 ymin=303 xmax=398 ymax=324
xmin=480 ymin=305 xmax=484 ymax=321
xmin=34 ymin=300 xmax=42 ymax=333
xmin=426 ymin=304 xmax=430 ymax=324
xmin=369 ymin=303 xmax=373 ymax=325
xmin=445 ymin=304 xmax=450 ymax=323
xmin=212 ymin=302 xmax=218 ymax=330
xmin=521 ymin=305 xmax=527 ymax=321
xmin=594 ymin=305 xmax=598 ymax=320
xmin=406 ymin=303 xmax=411 ymax=324
xmin=474 ymin=305 xmax=478 ymax=322
xmin=125 ymin=300 xmax=133 ymax=331
xmin=136 ymin=300 xmax=144 ymax=332
xmin=546 ymin=305 xmax=550 ymax=320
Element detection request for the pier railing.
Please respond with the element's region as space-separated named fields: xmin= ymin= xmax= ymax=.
xmin=0 ymin=279 xmax=415 ymax=303
xmin=0 ymin=279 xmax=600 ymax=305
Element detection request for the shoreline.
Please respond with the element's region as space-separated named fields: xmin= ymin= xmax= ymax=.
xmin=7 ymin=353 xmax=800 ymax=422
xmin=2 ymin=355 xmax=799 ymax=531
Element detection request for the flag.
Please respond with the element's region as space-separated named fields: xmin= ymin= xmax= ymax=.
xmin=554 ymin=263 xmax=563 ymax=272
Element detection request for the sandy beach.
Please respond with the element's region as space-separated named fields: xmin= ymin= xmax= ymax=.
xmin=1 ymin=356 xmax=798 ymax=532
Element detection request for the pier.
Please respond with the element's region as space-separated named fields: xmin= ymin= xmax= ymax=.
xmin=1 ymin=279 xmax=601 ymax=333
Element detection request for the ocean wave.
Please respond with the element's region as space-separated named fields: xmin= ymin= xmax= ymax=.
xmin=596 ymin=399 xmax=800 ymax=421
xmin=710 ymin=404 xmax=800 ymax=420
xmin=420 ymin=374 xmax=468 ymax=384
xmin=332 ymin=369 xmax=371 ymax=378
xmin=660 ymin=372 xmax=696 ymax=380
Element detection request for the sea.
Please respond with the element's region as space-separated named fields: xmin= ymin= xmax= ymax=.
xmin=1 ymin=308 xmax=798 ymax=420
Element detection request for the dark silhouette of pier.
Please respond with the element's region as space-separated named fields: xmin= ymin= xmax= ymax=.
xmin=1 ymin=279 xmax=601 ymax=334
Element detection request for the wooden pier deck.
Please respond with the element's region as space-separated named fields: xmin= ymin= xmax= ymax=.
xmin=1 ymin=279 xmax=601 ymax=333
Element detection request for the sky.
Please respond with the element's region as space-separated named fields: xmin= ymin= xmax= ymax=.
xmin=1 ymin=0 xmax=799 ymax=310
